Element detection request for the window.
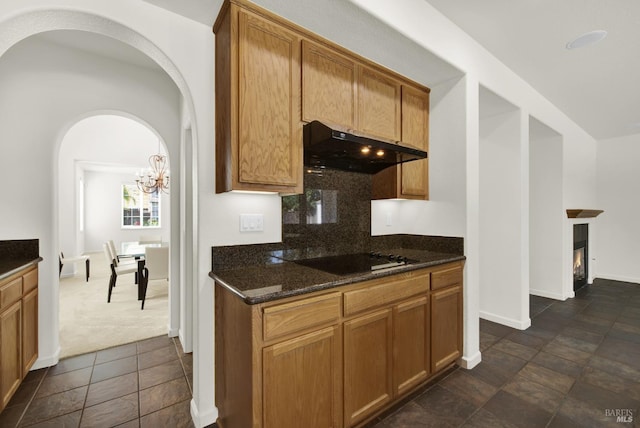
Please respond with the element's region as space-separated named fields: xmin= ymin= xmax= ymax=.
xmin=122 ymin=184 xmax=160 ymax=228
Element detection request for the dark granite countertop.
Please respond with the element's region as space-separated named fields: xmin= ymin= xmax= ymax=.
xmin=0 ymin=258 xmax=43 ymax=282
xmin=210 ymin=249 xmax=465 ymax=305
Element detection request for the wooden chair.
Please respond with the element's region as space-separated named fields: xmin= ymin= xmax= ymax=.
xmin=140 ymin=246 xmax=169 ymax=310
xmin=59 ymin=252 xmax=90 ymax=282
xmin=103 ymin=243 xmax=137 ymax=303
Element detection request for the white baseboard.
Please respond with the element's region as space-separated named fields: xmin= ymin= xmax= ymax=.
xmin=480 ymin=311 xmax=531 ymax=330
xmin=529 ymin=288 xmax=567 ymax=301
xmin=167 ymin=325 xmax=179 ymax=337
xmin=31 ymin=346 xmax=60 ymax=370
xmin=595 ymin=274 xmax=640 ymax=284
xmin=190 ymin=399 xmax=218 ymax=428
xmin=459 ymin=350 xmax=481 ymax=369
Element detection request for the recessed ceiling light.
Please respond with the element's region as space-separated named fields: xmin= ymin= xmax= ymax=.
xmin=566 ymin=30 xmax=607 ymax=49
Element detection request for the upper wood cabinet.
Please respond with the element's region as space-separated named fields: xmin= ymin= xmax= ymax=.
xmin=215 ymin=4 xmax=303 ymax=193
xmin=372 ymin=84 xmax=430 ymax=200
xmin=357 ymin=66 xmax=402 ymax=142
xmin=302 ymin=40 xmax=356 ymax=129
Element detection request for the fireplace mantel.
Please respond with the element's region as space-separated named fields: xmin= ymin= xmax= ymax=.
xmin=566 ymin=209 xmax=604 ymax=219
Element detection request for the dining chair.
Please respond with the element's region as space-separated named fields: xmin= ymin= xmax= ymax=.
xmin=139 ymin=235 xmax=162 ymax=244
xmin=104 ymin=243 xmax=137 ymax=303
xmin=107 ymin=240 xmax=136 ymax=265
xmin=59 ymin=252 xmax=90 ymax=282
xmin=140 ymin=246 xmax=169 ymax=310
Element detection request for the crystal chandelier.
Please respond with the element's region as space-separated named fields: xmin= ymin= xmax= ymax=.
xmin=136 ymin=153 xmax=169 ymax=194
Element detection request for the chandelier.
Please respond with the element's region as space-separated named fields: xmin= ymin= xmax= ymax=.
xmin=136 ymin=153 xmax=169 ymax=194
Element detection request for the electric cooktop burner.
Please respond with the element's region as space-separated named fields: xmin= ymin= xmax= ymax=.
xmin=294 ymin=252 xmax=416 ymax=276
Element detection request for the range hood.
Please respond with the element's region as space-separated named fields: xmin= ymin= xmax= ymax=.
xmin=303 ymin=121 xmax=427 ymax=174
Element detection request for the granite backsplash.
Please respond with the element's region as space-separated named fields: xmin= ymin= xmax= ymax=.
xmin=212 ymin=169 xmax=463 ymax=271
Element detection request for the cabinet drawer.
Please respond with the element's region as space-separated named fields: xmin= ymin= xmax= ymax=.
xmin=0 ymin=277 xmax=22 ymax=312
xmin=23 ymin=268 xmax=38 ymax=293
xmin=431 ymin=264 xmax=463 ymax=290
xmin=263 ymin=292 xmax=341 ymax=341
xmin=344 ymin=272 xmax=429 ymax=317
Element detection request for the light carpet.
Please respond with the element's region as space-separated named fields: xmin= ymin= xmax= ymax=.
xmin=59 ymin=251 xmax=168 ymax=358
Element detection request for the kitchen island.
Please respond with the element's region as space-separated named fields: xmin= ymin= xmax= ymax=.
xmin=211 ymin=235 xmax=465 ymax=428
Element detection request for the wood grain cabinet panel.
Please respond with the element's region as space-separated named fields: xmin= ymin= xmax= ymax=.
xmin=1 ymin=265 xmax=38 ymax=412
xmin=0 ymin=301 xmax=22 ymax=410
xmin=431 ymin=285 xmax=463 ymax=373
xmin=215 ymin=4 xmax=303 ymax=193
xmin=263 ymin=326 xmax=341 ymax=428
xmin=22 ymin=288 xmax=38 ymax=375
xmin=357 ymin=66 xmax=401 ymax=142
xmin=302 ymin=40 xmax=356 ymax=128
xmin=344 ymin=308 xmax=393 ymax=427
xmin=372 ymin=84 xmax=430 ymax=200
xmin=393 ymin=296 xmax=429 ymax=396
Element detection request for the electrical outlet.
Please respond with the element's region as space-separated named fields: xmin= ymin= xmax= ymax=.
xmin=240 ymin=213 xmax=264 ymax=232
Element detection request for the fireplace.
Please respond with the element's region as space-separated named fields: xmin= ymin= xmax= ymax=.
xmin=573 ymin=223 xmax=588 ymax=291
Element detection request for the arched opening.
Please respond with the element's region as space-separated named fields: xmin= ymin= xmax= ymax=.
xmin=58 ymin=114 xmax=171 ymax=357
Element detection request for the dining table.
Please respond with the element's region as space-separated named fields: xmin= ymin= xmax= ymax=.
xmin=118 ymin=241 xmax=168 ymax=300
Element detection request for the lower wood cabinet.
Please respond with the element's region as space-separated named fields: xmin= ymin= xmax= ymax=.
xmin=214 ymin=260 xmax=463 ymax=428
xmin=0 ymin=265 xmax=38 ymax=412
xmin=263 ymin=326 xmax=341 ymax=428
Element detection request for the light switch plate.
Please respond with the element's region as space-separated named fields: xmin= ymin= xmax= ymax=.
xmin=240 ymin=213 xmax=264 ymax=232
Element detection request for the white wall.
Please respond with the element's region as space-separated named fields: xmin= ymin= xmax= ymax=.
xmin=530 ymin=120 xmax=565 ymax=299
xmin=479 ymin=108 xmax=530 ymax=329
xmin=596 ymin=133 xmax=640 ymax=283
xmin=84 ymin=170 xmax=170 ymax=252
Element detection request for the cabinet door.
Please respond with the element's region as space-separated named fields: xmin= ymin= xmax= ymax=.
xmin=238 ymin=10 xmax=301 ymax=188
xmin=22 ymin=288 xmax=38 ymax=375
xmin=1 ymin=301 xmax=22 ymax=410
xmin=302 ymin=40 xmax=356 ymax=128
xmin=263 ymin=326 xmax=341 ymax=428
xmin=431 ymin=285 xmax=463 ymax=373
xmin=357 ymin=66 xmax=401 ymax=141
xmin=344 ymin=308 xmax=393 ymax=427
xmin=393 ymin=296 xmax=429 ymax=396
xmin=400 ymin=85 xmax=429 ymax=199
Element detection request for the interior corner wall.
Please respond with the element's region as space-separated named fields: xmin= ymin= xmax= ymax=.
xmin=529 ymin=132 xmax=564 ymax=299
xmin=595 ymin=133 xmax=640 ymax=283
xmin=479 ymin=109 xmax=528 ymax=328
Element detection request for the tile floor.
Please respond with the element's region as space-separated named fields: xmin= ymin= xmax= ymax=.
xmin=2 ymin=278 xmax=639 ymax=427
xmin=369 ymin=278 xmax=640 ymax=427
xmin=0 ymin=335 xmax=194 ymax=428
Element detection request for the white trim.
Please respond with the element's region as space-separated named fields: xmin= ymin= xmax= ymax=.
xmin=190 ymin=399 xmax=217 ymax=428
xmin=168 ymin=325 xmax=179 ymax=337
xmin=595 ymin=274 xmax=640 ymax=284
xmin=480 ymin=311 xmax=531 ymax=330
xmin=459 ymin=350 xmax=481 ymax=369
xmin=31 ymin=346 xmax=60 ymax=371
xmin=529 ymin=288 xmax=568 ymax=301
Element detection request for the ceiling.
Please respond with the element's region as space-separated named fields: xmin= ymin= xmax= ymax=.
xmin=423 ymin=0 xmax=640 ymax=140
xmin=51 ymin=0 xmax=639 ymax=141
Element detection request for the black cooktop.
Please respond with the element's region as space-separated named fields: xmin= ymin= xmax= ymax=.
xmin=293 ymin=252 xmax=414 ymax=276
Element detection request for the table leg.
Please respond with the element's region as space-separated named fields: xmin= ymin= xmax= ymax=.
xmin=137 ymin=259 xmax=145 ymax=300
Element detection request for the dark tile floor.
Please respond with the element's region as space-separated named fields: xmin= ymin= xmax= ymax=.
xmin=3 ymin=279 xmax=639 ymax=427
xmin=371 ymin=278 xmax=640 ymax=427
xmin=0 ymin=335 xmax=194 ymax=428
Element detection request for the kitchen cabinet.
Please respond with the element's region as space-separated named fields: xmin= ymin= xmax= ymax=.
xmin=344 ymin=308 xmax=393 ymax=427
xmin=431 ymin=264 xmax=463 ymax=372
xmin=302 ymin=40 xmax=356 ymax=129
xmin=215 ymin=3 xmax=303 ymax=194
xmin=0 ymin=265 xmax=38 ymax=412
xmin=372 ymin=84 xmax=430 ymax=200
xmin=357 ymin=66 xmax=402 ymax=142
xmin=215 ymin=258 xmax=463 ymax=428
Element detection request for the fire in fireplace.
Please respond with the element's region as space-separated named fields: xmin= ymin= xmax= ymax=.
xmin=573 ymin=224 xmax=588 ymax=291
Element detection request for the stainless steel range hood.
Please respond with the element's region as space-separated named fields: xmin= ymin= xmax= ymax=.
xmin=303 ymin=121 xmax=427 ymax=174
